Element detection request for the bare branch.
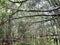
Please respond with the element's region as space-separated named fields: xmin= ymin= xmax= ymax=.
xmin=7 ymin=6 xmax=60 ymax=12
xmin=31 ymin=16 xmax=59 ymax=24
xmin=9 ymin=0 xmax=28 ymax=3
xmin=18 ymin=6 xmax=60 ymax=12
xmin=0 ymin=14 xmax=60 ymax=26
xmin=11 ymin=14 xmax=60 ymax=20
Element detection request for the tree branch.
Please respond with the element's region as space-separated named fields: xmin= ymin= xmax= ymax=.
xmin=9 ymin=0 xmax=28 ymax=3
xmin=7 ymin=6 xmax=60 ymax=12
xmin=11 ymin=14 xmax=60 ymax=20
xmin=18 ymin=6 xmax=60 ymax=12
xmin=0 ymin=14 xmax=59 ymax=26
xmin=30 ymin=16 xmax=60 ymax=25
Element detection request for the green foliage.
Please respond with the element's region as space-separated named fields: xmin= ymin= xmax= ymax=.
xmin=0 ymin=29 xmax=4 ymax=38
xmin=0 ymin=0 xmax=6 ymax=7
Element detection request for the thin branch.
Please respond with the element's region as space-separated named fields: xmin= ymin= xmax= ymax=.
xmin=9 ymin=0 xmax=28 ymax=3
xmin=7 ymin=6 xmax=60 ymax=12
xmin=25 ymin=16 xmax=60 ymax=27
xmin=0 ymin=14 xmax=59 ymax=26
xmin=18 ymin=6 xmax=60 ymax=12
xmin=11 ymin=14 xmax=60 ymax=20
xmin=30 ymin=16 xmax=59 ymax=25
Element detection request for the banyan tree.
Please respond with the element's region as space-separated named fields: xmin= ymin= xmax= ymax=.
xmin=0 ymin=0 xmax=60 ymax=45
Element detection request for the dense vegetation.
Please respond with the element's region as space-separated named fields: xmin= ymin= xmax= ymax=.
xmin=0 ymin=0 xmax=60 ymax=45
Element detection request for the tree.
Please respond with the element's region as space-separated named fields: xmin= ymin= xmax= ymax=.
xmin=0 ymin=0 xmax=60 ymax=45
